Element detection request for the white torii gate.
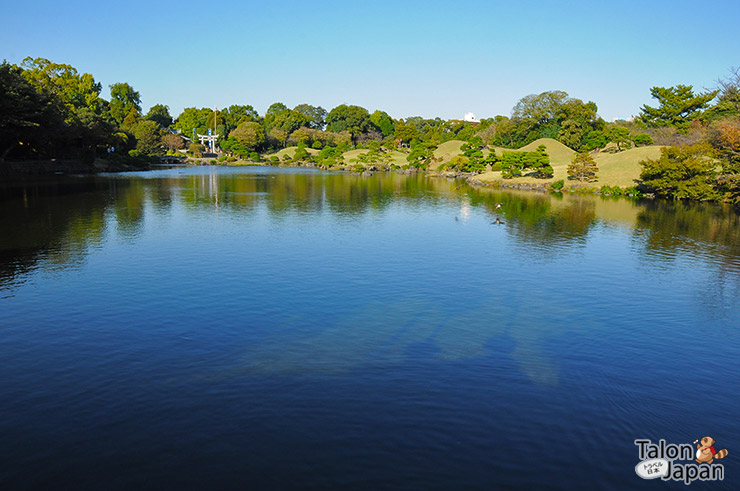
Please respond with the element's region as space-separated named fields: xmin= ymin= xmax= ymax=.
xmin=197 ymin=107 xmax=220 ymax=153
xmin=197 ymin=132 xmax=219 ymax=153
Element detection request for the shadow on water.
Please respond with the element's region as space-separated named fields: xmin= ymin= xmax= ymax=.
xmin=2 ymin=166 xmax=740 ymax=287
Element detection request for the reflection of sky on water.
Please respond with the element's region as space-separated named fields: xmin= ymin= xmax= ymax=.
xmin=2 ymin=167 xmax=739 ymax=390
xmin=233 ymin=283 xmax=600 ymax=387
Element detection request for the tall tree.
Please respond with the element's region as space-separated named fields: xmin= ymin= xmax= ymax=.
xmin=132 ymin=120 xmax=162 ymax=155
xmin=263 ymin=102 xmax=309 ymax=134
xmin=294 ymin=104 xmax=327 ymax=130
xmin=109 ymin=82 xmax=141 ymax=126
xmin=19 ymin=57 xmax=108 ymax=121
xmin=326 ymin=104 xmax=373 ymax=142
xmin=370 ymin=110 xmax=395 ymax=137
xmin=228 ymin=121 xmax=265 ymax=151
xmin=174 ymin=107 xmax=212 ymax=139
xmin=145 ymin=104 xmax=172 ymax=128
xmin=223 ymin=104 xmax=260 ymax=132
xmin=0 ymin=61 xmax=63 ymax=161
xmin=639 ymin=85 xmax=718 ymax=130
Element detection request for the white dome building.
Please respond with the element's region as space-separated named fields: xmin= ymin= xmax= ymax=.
xmin=463 ymin=112 xmax=480 ymax=123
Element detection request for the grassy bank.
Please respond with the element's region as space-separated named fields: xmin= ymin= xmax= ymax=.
xmin=221 ymin=138 xmax=661 ymax=191
xmin=470 ymin=138 xmax=662 ymax=189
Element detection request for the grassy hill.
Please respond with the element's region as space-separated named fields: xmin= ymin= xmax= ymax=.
xmin=264 ymin=146 xmax=320 ymax=160
xmin=431 ymin=140 xmax=465 ymax=169
xmin=474 ymin=142 xmax=663 ymax=189
xmin=260 ymin=138 xmax=663 ymax=189
xmin=341 ymin=149 xmax=408 ymax=167
xmin=593 ymin=146 xmax=662 ymax=187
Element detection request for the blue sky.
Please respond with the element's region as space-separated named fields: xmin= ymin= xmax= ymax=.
xmin=3 ymin=0 xmax=739 ymax=122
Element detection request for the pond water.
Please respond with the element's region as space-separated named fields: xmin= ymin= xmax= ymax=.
xmin=1 ymin=166 xmax=739 ymax=489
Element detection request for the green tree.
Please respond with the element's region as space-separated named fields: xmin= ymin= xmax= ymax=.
xmin=229 ymin=121 xmax=265 ymax=151
xmin=225 ymin=104 xmax=259 ymax=125
xmin=174 ymin=107 xmax=211 ymax=139
xmin=264 ymin=102 xmax=309 ymax=135
xmin=639 ymin=144 xmax=718 ymax=200
xmin=19 ymin=57 xmax=108 ymax=121
xmin=145 ymin=104 xmax=172 ymax=128
xmin=132 ymin=120 xmax=162 ymax=155
xmin=632 ymin=133 xmax=654 ymax=146
xmin=509 ymin=91 xmax=601 ymax=147
xmin=606 ymin=126 xmax=631 ymax=151
xmin=568 ymin=152 xmax=599 ymax=182
xmin=294 ymin=104 xmax=327 ymax=130
xmin=109 ymin=82 xmax=141 ymax=126
xmin=501 ymin=151 xmax=524 ymax=178
xmin=0 ymin=61 xmax=64 ymax=161
xmin=558 ymin=119 xmax=584 ymax=149
xmin=370 ymin=110 xmax=395 ymax=137
xmin=326 ymin=104 xmax=373 ymax=143
xmin=530 ymin=145 xmax=553 ymax=177
xmin=406 ymin=141 xmax=437 ymax=169
xmin=394 ymin=119 xmax=418 ymax=144
xmin=582 ymin=130 xmax=607 ymax=150
xmin=639 ymin=85 xmax=719 ymax=130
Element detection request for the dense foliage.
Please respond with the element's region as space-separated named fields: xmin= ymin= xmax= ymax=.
xmin=3 ymin=56 xmax=740 ymax=205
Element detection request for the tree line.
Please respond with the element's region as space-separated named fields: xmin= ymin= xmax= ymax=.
xmin=2 ymin=57 xmax=739 ymax=203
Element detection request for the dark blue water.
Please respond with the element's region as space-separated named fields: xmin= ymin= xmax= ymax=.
xmin=1 ymin=167 xmax=739 ymax=489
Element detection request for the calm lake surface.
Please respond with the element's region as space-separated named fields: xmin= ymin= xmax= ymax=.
xmin=1 ymin=166 xmax=739 ymax=489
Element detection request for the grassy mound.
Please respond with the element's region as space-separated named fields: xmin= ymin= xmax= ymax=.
xmin=517 ymin=138 xmax=577 ymax=165
xmin=431 ymin=140 xmax=465 ymax=169
xmin=593 ymin=146 xmax=662 ymax=188
xmin=472 ymin=144 xmax=663 ymax=189
xmin=264 ymin=146 xmax=320 ymax=160
xmin=342 ymin=149 xmax=408 ymax=167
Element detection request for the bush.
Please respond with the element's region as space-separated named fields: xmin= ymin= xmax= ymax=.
xmin=188 ymin=143 xmax=204 ymax=157
xmin=623 ymin=186 xmax=642 ymax=197
xmin=128 ymin=149 xmax=142 ymax=158
xmin=270 ymin=155 xmax=280 ymax=163
xmin=249 ymin=152 xmax=260 ymax=161
xmin=293 ymin=147 xmax=309 ymax=161
xmin=551 ymin=180 xmax=564 ymax=191
xmin=599 ymin=185 xmax=624 ymax=196
xmin=633 ymin=133 xmax=654 ymax=146
xmin=639 ymin=144 xmax=718 ymax=200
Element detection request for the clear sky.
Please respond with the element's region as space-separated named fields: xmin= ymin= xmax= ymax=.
xmin=3 ymin=0 xmax=739 ymax=122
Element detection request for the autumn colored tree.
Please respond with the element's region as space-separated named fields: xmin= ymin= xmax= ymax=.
xmin=568 ymin=152 xmax=599 ymax=182
xmin=162 ymin=133 xmax=185 ymax=152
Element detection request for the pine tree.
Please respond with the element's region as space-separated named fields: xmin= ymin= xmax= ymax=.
xmin=568 ymin=152 xmax=599 ymax=182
